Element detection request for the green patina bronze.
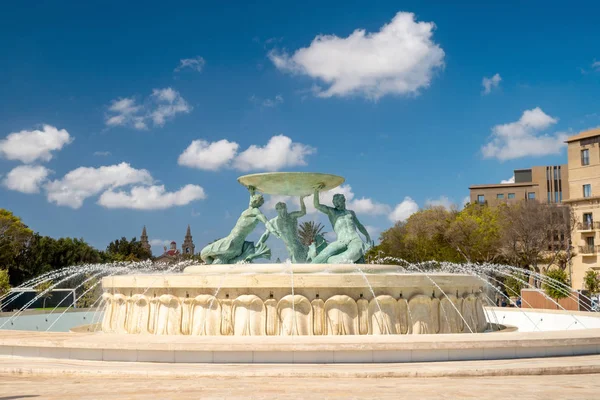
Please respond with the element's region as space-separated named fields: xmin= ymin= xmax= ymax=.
xmin=201 ymin=172 xmax=373 ymax=264
xmin=200 ymin=186 xmax=280 ymax=264
xmin=311 ymin=185 xmax=373 ymax=264
xmin=268 ymin=196 xmax=309 ymax=263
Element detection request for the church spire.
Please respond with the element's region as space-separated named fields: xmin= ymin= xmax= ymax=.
xmin=140 ymin=226 xmax=151 ymax=252
xmin=182 ymin=225 xmax=195 ymax=255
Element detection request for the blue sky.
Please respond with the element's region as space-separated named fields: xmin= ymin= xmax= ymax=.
xmin=1 ymin=0 xmax=599 ymax=259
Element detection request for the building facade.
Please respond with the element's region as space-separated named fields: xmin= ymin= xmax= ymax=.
xmin=564 ymin=128 xmax=600 ymax=289
xmin=469 ymin=165 xmax=569 ymax=207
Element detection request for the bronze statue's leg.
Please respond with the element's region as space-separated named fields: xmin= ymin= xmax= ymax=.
xmin=327 ymin=240 xmax=363 ymax=264
xmin=311 ymin=241 xmax=346 ymax=264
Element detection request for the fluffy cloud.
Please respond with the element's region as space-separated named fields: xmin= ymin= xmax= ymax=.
xmin=482 ymin=73 xmax=501 ymax=95
xmin=234 ymin=135 xmax=315 ymax=172
xmin=98 ymin=184 xmax=206 ymax=210
xmin=149 ymin=88 xmax=192 ymax=126
xmin=45 ymin=162 xmax=153 ymax=209
xmin=481 ymin=107 xmax=567 ymax=160
xmin=501 ymin=175 xmax=515 ymax=184
xmin=424 ymin=195 xmax=453 ymax=210
xmin=0 ymin=125 xmax=72 ymax=163
xmin=178 ymin=139 xmax=239 ymax=171
xmin=389 ymin=197 xmax=419 ymax=222
xmin=593 ymin=60 xmax=600 ymax=71
xmin=105 ymin=88 xmax=191 ymax=130
xmin=2 ymin=165 xmax=50 ymax=194
xmin=94 ymin=151 xmax=111 ymax=156
xmin=179 ymin=135 xmax=314 ymax=172
xmin=269 ymin=12 xmax=445 ymax=99
xmin=350 ymin=197 xmax=391 ymax=215
xmin=150 ymin=239 xmax=172 ymax=247
xmin=462 ymin=196 xmax=471 ymax=208
xmin=174 ymin=56 xmax=206 ymax=73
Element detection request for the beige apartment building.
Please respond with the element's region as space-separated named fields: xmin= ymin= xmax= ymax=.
xmin=469 ymin=165 xmax=569 ymax=207
xmin=564 ymin=128 xmax=600 ymax=290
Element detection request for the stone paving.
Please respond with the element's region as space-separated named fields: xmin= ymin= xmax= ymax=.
xmin=1 ymin=373 xmax=600 ymax=399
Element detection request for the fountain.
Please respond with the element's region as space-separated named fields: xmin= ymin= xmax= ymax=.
xmin=100 ymin=172 xmax=488 ymax=336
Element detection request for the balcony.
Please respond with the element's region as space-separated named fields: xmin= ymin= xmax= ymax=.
xmin=579 ymin=245 xmax=600 ymax=255
xmin=577 ymin=221 xmax=600 ymax=231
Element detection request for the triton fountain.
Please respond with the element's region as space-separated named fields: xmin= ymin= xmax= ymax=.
xmin=100 ymin=172 xmax=488 ymax=336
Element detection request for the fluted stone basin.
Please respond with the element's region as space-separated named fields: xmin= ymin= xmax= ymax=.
xmin=100 ymin=264 xmax=488 ymax=336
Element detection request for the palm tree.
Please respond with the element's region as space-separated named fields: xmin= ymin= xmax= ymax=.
xmin=298 ymin=221 xmax=327 ymax=246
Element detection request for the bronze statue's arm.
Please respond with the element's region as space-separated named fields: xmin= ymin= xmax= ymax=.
xmin=290 ymin=196 xmax=307 ymax=218
xmin=313 ymin=188 xmax=332 ymax=216
xmin=351 ymin=211 xmax=372 ymax=243
xmin=257 ymin=211 xmax=280 ymax=238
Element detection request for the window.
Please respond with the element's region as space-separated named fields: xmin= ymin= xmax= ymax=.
xmin=477 ymin=195 xmax=485 ymax=204
xmin=584 ymin=184 xmax=592 ymax=198
xmin=583 ymin=213 xmax=593 ymax=229
xmin=508 ymin=193 xmax=515 ymax=199
xmin=582 ymin=149 xmax=590 ymax=166
xmin=527 ymin=192 xmax=536 ymax=200
xmin=555 ymin=192 xmax=559 ymax=203
xmin=496 ymin=194 xmax=504 ymax=199
xmin=185 ymin=247 xmax=190 ymax=254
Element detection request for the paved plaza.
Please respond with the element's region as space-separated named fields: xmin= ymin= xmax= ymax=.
xmin=1 ymin=373 xmax=600 ymax=399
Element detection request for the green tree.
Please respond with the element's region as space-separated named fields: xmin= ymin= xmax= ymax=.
xmin=105 ymin=237 xmax=152 ymax=262
xmin=502 ymin=270 xmax=527 ymax=298
xmin=445 ymin=203 xmax=503 ymax=263
xmin=0 ymin=269 xmax=10 ymax=297
xmin=12 ymin=234 xmax=103 ymax=286
xmin=543 ymin=268 xmax=570 ymax=300
xmin=76 ymin=274 xmax=103 ymax=308
xmin=298 ymin=221 xmax=327 ymax=246
xmin=0 ymin=209 xmax=33 ymax=275
xmin=584 ymin=269 xmax=600 ymax=294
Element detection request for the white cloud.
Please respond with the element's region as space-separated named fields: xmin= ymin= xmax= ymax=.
xmin=105 ymin=88 xmax=191 ymax=130
xmin=250 ymin=94 xmax=284 ymax=108
xmin=269 ymin=12 xmax=445 ymax=100
xmin=481 ymin=107 xmax=567 ymax=160
xmin=2 ymin=165 xmax=50 ymax=194
xmin=482 ymin=73 xmax=501 ymax=95
xmin=174 ymin=56 xmax=206 ymax=72
xmin=501 ymin=175 xmax=515 ymax=184
xmin=350 ymin=197 xmax=390 ymax=215
xmin=178 ymin=139 xmax=239 ymax=171
xmin=180 ymin=135 xmax=315 ymax=172
xmin=592 ymin=60 xmax=600 ymax=71
xmin=425 ymin=195 xmax=453 ymax=210
xmin=0 ymin=125 xmax=72 ymax=163
xmin=98 ymin=184 xmax=206 ymax=210
xmin=149 ymin=88 xmax=192 ymax=126
xmin=150 ymin=239 xmax=172 ymax=247
xmin=389 ymin=197 xmax=419 ymax=222
xmin=45 ymin=162 xmax=153 ymax=209
xmin=233 ymin=135 xmax=315 ymax=171
xmin=93 ymin=151 xmax=111 ymax=156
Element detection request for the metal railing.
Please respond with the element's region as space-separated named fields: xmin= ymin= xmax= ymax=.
xmin=577 ymin=221 xmax=600 ymax=230
xmin=579 ymin=245 xmax=600 ymax=254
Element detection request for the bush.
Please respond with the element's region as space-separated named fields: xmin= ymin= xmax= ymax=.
xmin=584 ymin=269 xmax=600 ymax=294
xmin=543 ymin=268 xmax=570 ymax=300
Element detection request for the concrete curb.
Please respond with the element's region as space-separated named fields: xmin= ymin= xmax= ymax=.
xmin=2 ymin=355 xmax=600 ymax=378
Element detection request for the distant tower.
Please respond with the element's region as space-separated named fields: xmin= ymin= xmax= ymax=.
xmin=140 ymin=226 xmax=151 ymax=253
xmin=182 ymin=225 xmax=195 ymax=255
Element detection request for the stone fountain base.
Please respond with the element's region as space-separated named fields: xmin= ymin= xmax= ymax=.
xmin=101 ymin=264 xmax=488 ymax=336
